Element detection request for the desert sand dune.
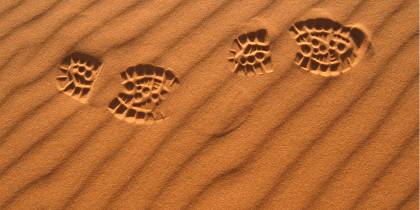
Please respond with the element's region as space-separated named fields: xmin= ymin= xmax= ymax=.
xmin=0 ymin=0 xmax=418 ymax=209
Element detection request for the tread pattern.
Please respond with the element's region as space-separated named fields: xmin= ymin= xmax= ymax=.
xmin=108 ymin=64 xmax=179 ymax=124
xmin=228 ymin=29 xmax=273 ymax=76
xmin=289 ymin=18 xmax=368 ymax=76
xmin=56 ymin=52 xmax=102 ymax=103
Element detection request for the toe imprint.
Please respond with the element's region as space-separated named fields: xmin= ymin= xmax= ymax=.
xmin=228 ymin=29 xmax=273 ymax=76
xmin=108 ymin=64 xmax=179 ymax=124
xmin=289 ymin=18 xmax=368 ymax=77
xmin=56 ymin=52 xmax=103 ymax=103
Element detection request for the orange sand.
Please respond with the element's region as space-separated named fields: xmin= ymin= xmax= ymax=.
xmin=0 ymin=0 xmax=418 ymax=209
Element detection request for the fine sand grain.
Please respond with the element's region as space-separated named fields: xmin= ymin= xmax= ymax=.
xmin=0 ymin=0 xmax=418 ymax=209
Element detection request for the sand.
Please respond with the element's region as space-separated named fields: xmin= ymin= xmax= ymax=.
xmin=0 ymin=0 xmax=418 ymax=209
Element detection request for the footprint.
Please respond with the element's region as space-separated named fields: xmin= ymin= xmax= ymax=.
xmin=289 ymin=18 xmax=368 ymax=77
xmin=108 ymin=64 xmax=179 ymax=124
xmin=56 ymin=52 xmax=103 ymax=103
xmin=228 ymin=29 xmax=273 ymax=76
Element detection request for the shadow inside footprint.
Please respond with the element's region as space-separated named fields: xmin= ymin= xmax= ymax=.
xmin=108 ymin=64 xmax=179 ymax=124
xmin=228 ymin=29 xmax=273 ymax=76
xmin=289 ymin=18 xmax=368 ymax=77
xmin=56 ymin=52 xmax=103 ymax=103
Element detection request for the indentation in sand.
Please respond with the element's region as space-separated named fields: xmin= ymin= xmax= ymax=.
xmin=56 ymin=52 xmax=103 ymax=103
xmin=289 ymin=18 xmax=368 ymax=77
xmin=108 ymin=64 xmax=179 ymax=124
xmin=228 ymin=29 xmax=273 ymax=76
